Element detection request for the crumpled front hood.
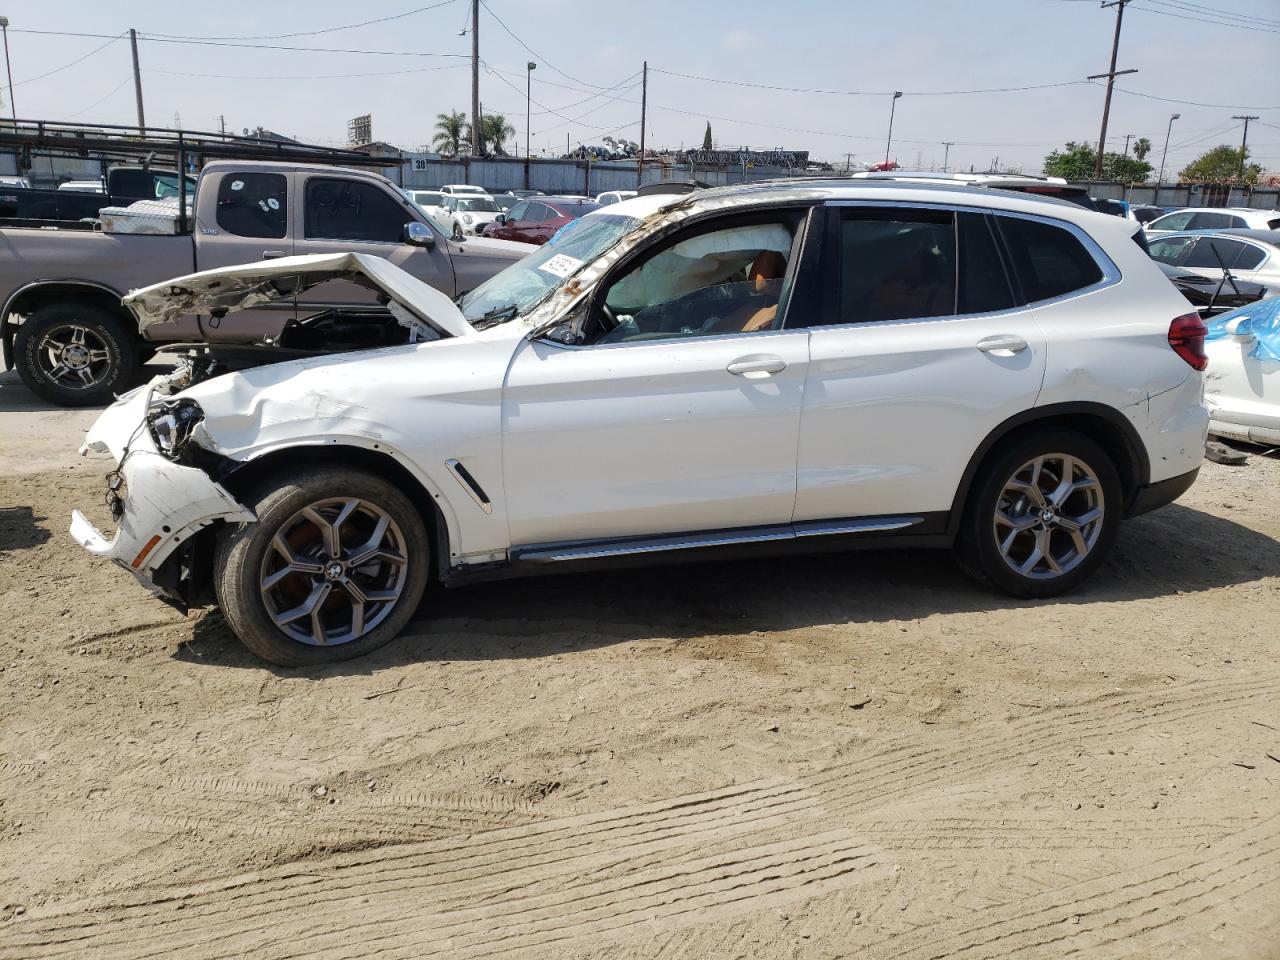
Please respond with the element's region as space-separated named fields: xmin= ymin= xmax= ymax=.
xmin=125 ymin=252 xmax=473 ymax=340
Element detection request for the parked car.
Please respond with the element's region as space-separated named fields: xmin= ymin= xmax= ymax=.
xmin=402 ymin=188 xmax=443 ymax=211
xmin=596 ymin=190 xmax=637 ymax=206
xmin=71 ymin=182 xmax=1207 ymax=666
xmin=1147 ymin=230 xmax=1279 ymax=296
xmin=1093 ymin=198 xmax=1129 ymax=217
xmin=1144 ymin=207 xmax=1280 ymax=235
xmin=505 ymin=189 xmax=543 ymax=199
xmin=0 ymin=166 xmax=195 ymax=224
xmin=1202 ymin=297 xmax=1280 ymax=446
xmin=441 ymin=194 xmax=504 ymax=239
xmin=483 ymin=196 xmax=601 ymax=244
xmin=0 ymin=176 xmax=32 ymax=189
xmin=440 ymin=184 xmax=490 ymax=197
xmin=1128 ymin=204 xmax=1165 ymax=225
xmin=1158 ymin=261 xmax=1268 ymax=317
xmin=0 ymin=160 xmax=529 ymax=405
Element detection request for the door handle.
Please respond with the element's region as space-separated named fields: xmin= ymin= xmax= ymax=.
xmin=262 ymin=250 xmax=286 ymax=260
xmin=976 ymin=334 xmax=1029 ymax=357
xmin=727 ymin=354 xmax=787 ymax=378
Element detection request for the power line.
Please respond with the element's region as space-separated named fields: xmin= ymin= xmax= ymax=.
xmin=61 ymin=74 xmax=132 ymax=120
xmin=1145 ymin=0 xmax=1280 ymax=23
xmin=144 ymin=0 xmax=459 ymax=41
xmin=1104 ymin=82 xmax=1278 ymax=110
xmin=476 ymin=0 xmax=609 ymax=90
xmin=649 ymin=67 xmax=1089 ymax=98
xmin=7 ymin=31 xmax=124 ymax=87
xmin=1127 ymin=0 xmax=1280 ymax=33
xmin=8 ymin=28 xmax=470 ymax=59
xmin=145 ymin=64 xmax=464 ymax=81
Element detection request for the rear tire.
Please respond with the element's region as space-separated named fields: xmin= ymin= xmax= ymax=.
xmin=214 ymin=466 xmax=430 ymax=667
xmin=14 ymin=302 xmax=137 ymax=407
xmin=955 ymin=428 xmax=1122 ymax=598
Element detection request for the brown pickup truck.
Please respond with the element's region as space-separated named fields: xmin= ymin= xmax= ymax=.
xmin=0 ymin=160 xmax=529 ymax=405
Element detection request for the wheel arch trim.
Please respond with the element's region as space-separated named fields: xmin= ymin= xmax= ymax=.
xmin=946 ymin=401 xmax=1150 ymax=537
xmin=2 ymin=279 xmax=130 ymax=368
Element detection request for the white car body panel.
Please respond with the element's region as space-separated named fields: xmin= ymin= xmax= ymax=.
xmin=70 ymin=180 xmax=1210 ymax=609
xmin=1205 ymin=315 xmax=1280 ymax=446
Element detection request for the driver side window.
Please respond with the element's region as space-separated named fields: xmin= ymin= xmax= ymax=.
xmin=507 ymin=200 xmax=530 ymax=222
xmin=592 ymin=218 xmax=800 ymax=344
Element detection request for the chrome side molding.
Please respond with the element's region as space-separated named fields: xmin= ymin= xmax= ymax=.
xmin=514 ymin=516 xmax=924 ymax=565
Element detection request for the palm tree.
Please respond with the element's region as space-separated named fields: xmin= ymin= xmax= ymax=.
xmin=432 ymin=111 xmax=467 ymax=156
xmin=1133 ymin=137 xmax=1152 ymax=162
xmin=479 ymin=113 xmax=516 ymax=156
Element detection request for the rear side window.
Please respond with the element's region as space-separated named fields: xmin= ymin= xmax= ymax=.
xmin=216 ymin=172 xmax=287 ymax=239
xmin=1188 ymin=211 xmax=1244 ymax=230
xmin=1148 ymin=235 xmax=1195 ymax=264
xmin=997 ymin=216 xmax=1104 ymax=303
xmin=305 ymin=178 xmax=406 ymax=242
xmin=1149 ymin=211 xmax=1194 ymax=232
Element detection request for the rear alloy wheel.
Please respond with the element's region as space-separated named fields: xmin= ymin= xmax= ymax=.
xmin=14 ymin=302 xmax=137 ymax=406
xmin=957 ymin=429 xmax=1122 ymax=598
xmin=215 ymin=466 xmax=429 ymax=666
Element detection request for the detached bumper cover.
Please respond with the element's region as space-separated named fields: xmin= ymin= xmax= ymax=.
xmin=70 ymin=384 xmax=254 ymax=587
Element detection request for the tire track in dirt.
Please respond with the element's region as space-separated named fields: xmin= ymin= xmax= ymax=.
xmin=6 ymin=778 xmax=852 ymax=960
xmin=806 ymin=674 xmax=1278 ymax=815
xmin=862 ymin=814 xmax=1280 ymax=960
xmin=849 ymin=815 xmax=1254 ymax=851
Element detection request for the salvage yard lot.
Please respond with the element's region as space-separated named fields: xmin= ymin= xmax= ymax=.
xmin=2 ymin=367 xmax=1279 ymax=959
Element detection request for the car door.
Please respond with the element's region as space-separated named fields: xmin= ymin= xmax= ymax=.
xmin=500 ymin=210 xmax=816 ymax=547
xmin=294 ymin=174 xmax=456 ymax=314
xmin=1182 ymin=236 xmax=1267 ymax=287
xmin=1145 ymin=210 xmax=1195 ymax=235
xmin=493 ymin=200 xmax=528 ymax=241
xmin=518 ymin=203 xmax=552 ymax=244
xmin=792 ymin=204 xmax=1048 ymax=524
xmin=183 ymin=168 xmax=296 ymax=342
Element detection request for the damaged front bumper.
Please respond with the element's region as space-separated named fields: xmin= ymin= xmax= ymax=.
xmin=70 ymin=382 xmax=254 ymax=602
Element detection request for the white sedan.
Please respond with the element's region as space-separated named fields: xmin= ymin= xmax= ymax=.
xmin=1204 ymin=297 xmax=1280 ymax=446
xmin=72 ymin=185 xmax=1206 ymax=665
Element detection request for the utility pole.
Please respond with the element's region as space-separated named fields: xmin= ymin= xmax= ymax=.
xmin=1122 ymin=132 xmax=1133 ymax=156
xmin=525 ymin=61 xmax=535 ymax=160
xmin=637 ymin=60 xmax=647 ymax=187
xmin=941 ymin=141 xmax=954 ymax=173
xmin=129 ymin=28 xmax=146 ymax=136
xmin=218 ymin=114 xmax=225 ymax=136
xmin=1232 ymin=114 xmax=1259 ymax=180
xmin=1156 ymin=112 xmax=1179 ymax=204
xmin=1087 ymin=0 xmax=1137 ymax=180
xmin=470 ymin=0 xmax=480 ymax=157
xmin=0 ymin=17 xmax=15 ymax=123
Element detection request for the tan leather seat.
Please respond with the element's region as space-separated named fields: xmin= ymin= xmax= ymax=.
xmin=710 ymin=250 xmax=787 ymax=333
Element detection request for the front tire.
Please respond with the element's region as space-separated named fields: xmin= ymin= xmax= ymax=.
xmin=14 ymin=302 xmax=137 ymax=407
xmin=214 ymin=466 xmax=430 ymax=667
xmin=956 ymin=428 xmax=1122 ymax=598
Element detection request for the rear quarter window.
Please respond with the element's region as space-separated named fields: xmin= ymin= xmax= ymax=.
xmin=997 ymin=216 xmax=1105 ymax=303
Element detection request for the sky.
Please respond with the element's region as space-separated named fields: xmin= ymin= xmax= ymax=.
xmin=1 ymin=0 xmax=1278 ymax=176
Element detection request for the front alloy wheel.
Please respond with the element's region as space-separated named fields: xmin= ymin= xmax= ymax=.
xmin=215 ymin=466 xmax=429 ymax=666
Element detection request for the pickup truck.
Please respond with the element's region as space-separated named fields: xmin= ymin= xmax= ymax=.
xmin=0 ymin=160 xmax=529 ymax=405
xmin=0 ymin=166 xmax=196 ymax=224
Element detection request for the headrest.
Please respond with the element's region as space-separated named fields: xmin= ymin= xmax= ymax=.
xmin=749 ymin=250 xmax=787 ymax=292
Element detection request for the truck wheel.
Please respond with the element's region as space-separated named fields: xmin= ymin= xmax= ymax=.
xmin=214 ymin=465 xmax=430 ymax=667
xmin=14 ymin=302 xmax=137 ymax=407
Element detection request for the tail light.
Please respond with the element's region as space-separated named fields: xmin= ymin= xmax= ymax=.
xmin=1168 ymin=312 xmax=1209 ymax=371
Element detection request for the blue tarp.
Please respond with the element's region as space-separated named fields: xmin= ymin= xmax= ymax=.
xmin=1204 ymin=296 xmax=1280 ymax=363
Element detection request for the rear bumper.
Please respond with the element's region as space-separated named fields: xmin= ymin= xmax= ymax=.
xmin=1126 ymin=466 xmax=1199 ymax=518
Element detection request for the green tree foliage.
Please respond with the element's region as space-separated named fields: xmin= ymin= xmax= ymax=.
xmin=432 ymin=111 xmax=467 ymax=156
xmin=702 ymin=122 xmax=713 ymax=151
xmin=1042 ymin=141 xmax=1153 ymax=183
xmin=1132 ymin=137 xmax=1151 ymax=162
xmin=1179 ymin=145 xmax=1263 ymax=185
xmin=464 ymin=113 xmax=516 ymax=157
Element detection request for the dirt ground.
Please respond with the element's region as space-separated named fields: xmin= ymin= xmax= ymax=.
xmin=1 ymin=365 xmax=1278 ymax=960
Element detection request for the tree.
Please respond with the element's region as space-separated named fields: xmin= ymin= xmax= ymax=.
xmin=468 ymin=113 xmax=515 ymax=156
xmin=432 ymin=111 xmax=467 ymax=156
xmin=702 ymin=122 xmax=713 ymax=151
xmin=1179 ymin=144 xmax=1263 ymax=185
xmin=1132 ymin=137 xmax=1151 ymax=162
xmin=1042 ymin=141 xmax=1152 ymax=183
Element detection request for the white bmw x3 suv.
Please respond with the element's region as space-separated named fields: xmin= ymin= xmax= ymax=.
xmin=72 ymin=182 xmax=1209 ymax=665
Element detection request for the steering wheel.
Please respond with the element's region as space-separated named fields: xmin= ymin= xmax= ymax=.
xmin=599 ymin=302 xmax=620 ymax=333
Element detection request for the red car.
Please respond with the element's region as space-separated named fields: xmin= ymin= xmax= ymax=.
xmin=483 ymin=196 xmax=601 ymax=245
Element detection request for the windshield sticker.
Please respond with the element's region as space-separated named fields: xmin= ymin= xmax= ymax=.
xmin=230 ymin=180 xmax=244 ymax=191
xmin=538 ymin=254 xmax=582 ymax=279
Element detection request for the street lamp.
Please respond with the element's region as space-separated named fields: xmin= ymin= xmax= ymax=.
xmin=1157 ymin=112 xmax=1179 ymax=205
xmin=526 ymin=61 xmax=536 ymax=160
xmin=884 ymin=91 xmax=903 ymax=168
xmin=0 ymin=17 xmax=15 ymax=123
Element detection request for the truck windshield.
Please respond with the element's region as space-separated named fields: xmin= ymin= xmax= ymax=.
xmin=460 ymin=213 xmax=644 ymax=324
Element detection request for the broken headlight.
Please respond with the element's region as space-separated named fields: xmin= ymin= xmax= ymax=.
xmin=147 ymin=398 xmax=204 ymax=461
